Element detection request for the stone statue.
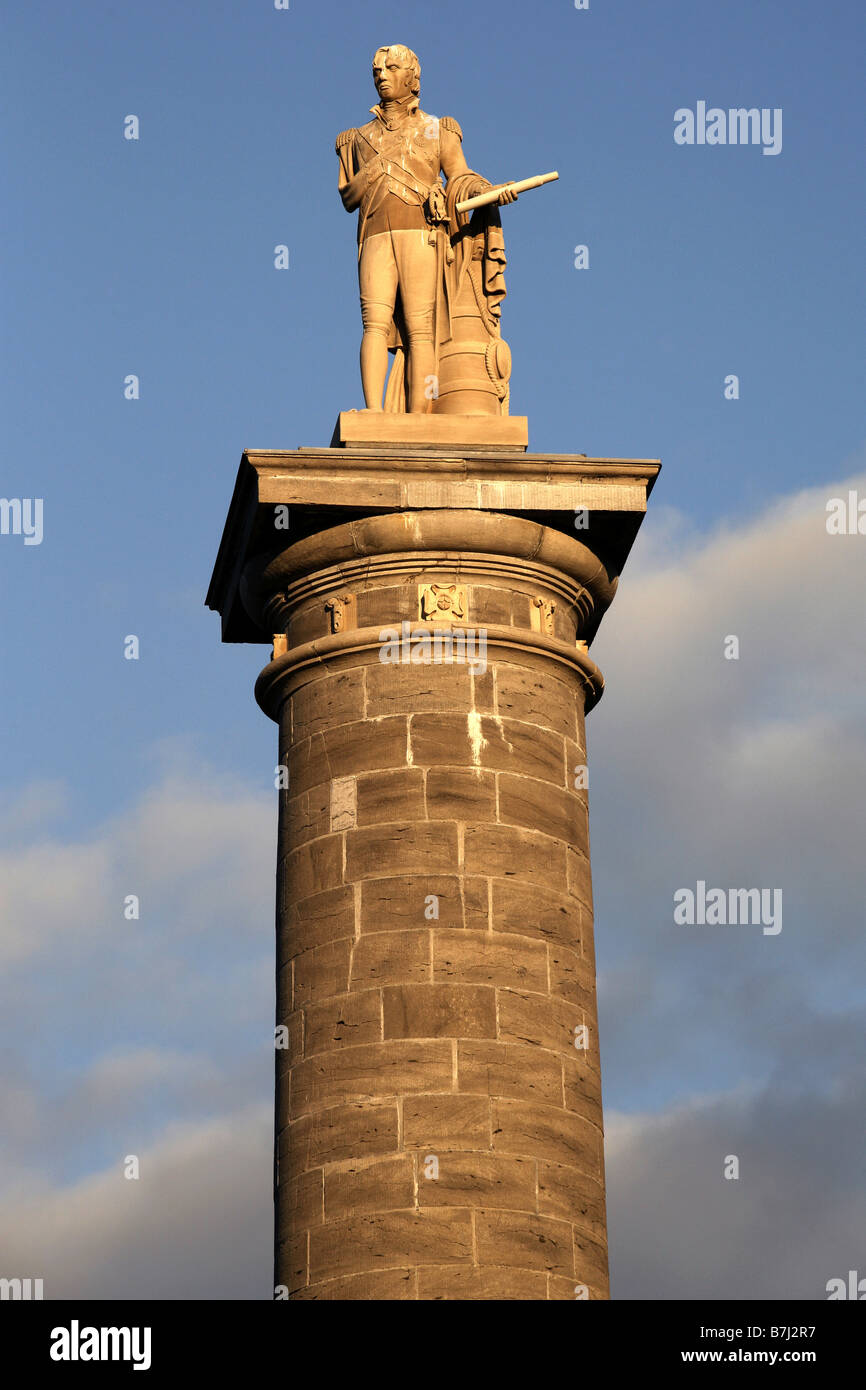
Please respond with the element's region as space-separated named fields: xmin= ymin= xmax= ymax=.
xmin=336 ymin=44 xmax=527 ymax=417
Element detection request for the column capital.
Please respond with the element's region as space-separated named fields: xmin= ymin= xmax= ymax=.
xmin=206 ymin=446 xmax=660 ymax=646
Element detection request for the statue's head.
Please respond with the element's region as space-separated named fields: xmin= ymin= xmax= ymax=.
xmin=372 ymin=44 xmax=420 ymax=103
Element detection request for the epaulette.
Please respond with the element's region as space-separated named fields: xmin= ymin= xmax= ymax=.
xmin=335 ymin=128 xmax=355 ymax=151
xmin=440 ymin=116 xmax=463 ymax=140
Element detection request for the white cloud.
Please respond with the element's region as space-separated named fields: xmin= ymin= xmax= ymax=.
xmin=0 ymin=1105 xmax=272 ymax=1299
xmin=0 ymin=779 xmax=69 ymax=836
xmin=0 ymin=767 xmax=274 ymax=965
xmin=590 ymin=468 xmax=866 ymax=957
xmin=605 ymin=1072 xmax=866 ymax=1299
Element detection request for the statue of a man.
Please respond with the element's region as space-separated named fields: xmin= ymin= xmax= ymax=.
xmin=335 ymin=43 xmax=517 ymax=414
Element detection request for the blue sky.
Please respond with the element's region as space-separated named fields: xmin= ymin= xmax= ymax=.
xmin=2 ymin=0 xmax=863 ymax=813
xmin=1 ymin=0 xmax=864 ymax=1298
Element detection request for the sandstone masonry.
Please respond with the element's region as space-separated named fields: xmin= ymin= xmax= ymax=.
xmin=208 ymin=444 xmax=658 ymax=1300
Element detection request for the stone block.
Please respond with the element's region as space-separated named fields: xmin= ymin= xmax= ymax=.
xmin=304 ymin=989 xmax=382 ymax=1056
xmin=464 ymin=824 xmax=568 ymax=890
xmin=494 ymin=664 xmax=580 ymax=742
xmin=457 ymin=1040 xmax=563 ymax=1106
xmin=416 ymin=1266 xmax=549 ymax=1300
xmin=477 ymin=716 xmax=567 ymax=787
xmin=324 ymin=1154 xmax=415 ymax=1221
xmin=289 ymin=718 xmax=409 ymax=794
xmin=282 ymin=884 xmax=356 ymax=958
xmin=425 ymin=768 xmax=496 ymax=821
xmin=350 ymin=930 xmax=431 ymax=988
xmin=282 ymin=834 xmax=344 ymax=902
xmin=366 ymin=662 xmax=494 ymax=717
xmin=417 ymin=1152 xmax=536 ymax=1212
xmin=548 ymin=943 xmax=597 ymax=1012
xmin=276 ymin=1168 xmax=323 ymax=1242
xmin=474 ymin=1210 xmax=574 ymax=1277
xmin=292 ymin=938 xmax=352 ymax=1009
xmin=290 ymin=1041 xmax=453 ymax=1117
xmin=491 ymin=879 xmax=582 ymax=949
xmin=402 ymin=1094 xmax=490 ymax=1149
xmin=291 ymin=668 xmax=366 ymax=740
xmin=432 ymin=929 xmax=548 ymax=993
xmin=537 ymin=1161 xmax=607 ymax=1235
xmin=491 ymin=1098 xmax=602 ymax=1176
xmin=279 ymin=1103 xmax=399 ymax=1178
xmin=309 ymin=1209 xmax=473 ymax=1283
xmin=356 ymin=768 xmax=426 ymax=825
xmin=360 ymin=875 xmax=463 ymax=931
xmin=498 ymin=774 xmax=584 ymax=848
xmin=497 ymin=988 xmax=583 ymax=1058
xmin=345 ymin=823 xmax=458 ymax=880
xmin=275 ymin=1232 xmax=308 ymax=1294
xmin=383 ymin=983 xmax=497 ymax=1040
xmin=293 ymin=1268 xmax=415 ymax=1300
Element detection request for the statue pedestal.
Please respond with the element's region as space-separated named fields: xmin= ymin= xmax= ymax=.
xmin=332 ymin=411 xmax=529 ymax=452
xmin=207 ymin=440 xmax=659 ymax=1300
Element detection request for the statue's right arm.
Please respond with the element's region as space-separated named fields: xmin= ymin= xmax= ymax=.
xmin=336 ymin=129 xmax=365 ymax=212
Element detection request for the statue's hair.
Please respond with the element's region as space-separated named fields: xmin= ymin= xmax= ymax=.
xmin=372 ymin=44 xmax=421 ymax=97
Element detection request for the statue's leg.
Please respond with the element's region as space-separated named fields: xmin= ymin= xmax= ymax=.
xmin=393 ymin=230 xmax=438 ymax=413
xmin=358 ymin=233 xmax=398 ymax=410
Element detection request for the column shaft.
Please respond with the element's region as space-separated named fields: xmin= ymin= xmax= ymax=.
xmin=256 ymin=515 xmax=610 ymax=1300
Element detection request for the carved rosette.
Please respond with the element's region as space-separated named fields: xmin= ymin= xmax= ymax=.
xmin=419 ymin=583 xmax=467 ymax=622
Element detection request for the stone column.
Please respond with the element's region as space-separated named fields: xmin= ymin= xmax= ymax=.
xmin=208 ymin=443 xmax=658 ymax=1301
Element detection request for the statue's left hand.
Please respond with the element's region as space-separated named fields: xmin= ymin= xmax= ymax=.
xmin=496 ymin=184 xmax=518 ymax=205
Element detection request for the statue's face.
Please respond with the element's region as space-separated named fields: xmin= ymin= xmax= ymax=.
xmin=372 ymin=50 xmax=415 ymax=102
